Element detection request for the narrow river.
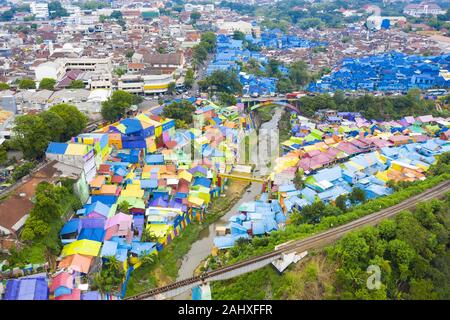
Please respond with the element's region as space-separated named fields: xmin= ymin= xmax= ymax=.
xmin=173 ymin=108 xmax=283 ymax=299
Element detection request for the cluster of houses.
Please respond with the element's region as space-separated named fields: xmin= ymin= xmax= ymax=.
xmin=276 ymin=113 xmax=450 ymax=202
xmin=1 ymin=98 xmax=255 ymax=300
xmin=207 ymin=33 xmax=316 ymax=97
xmin=212 ymin=112 xmax=450 ymax=249
xmin=308 ymin=52 xmax=450 ymax=92
xmin=248 ymin=29 xmax=327 ymax=50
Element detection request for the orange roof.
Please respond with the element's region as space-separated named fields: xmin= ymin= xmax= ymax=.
xmin=99 ymin=184 xmax=118 ymax=195
xmin=89 ymin=176 xmax=105 ymax=188
xmin=58 ymin=254 xmax=93 ymax=273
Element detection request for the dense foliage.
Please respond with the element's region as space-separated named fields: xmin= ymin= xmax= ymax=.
xmin=39 ymin=78 xmax=56 ymax=90
xmin=12 ymin=103 xmax=87 ymax=159
xmin=192 ymin=32 xmax=217 ymax=67
xmin=48 ymin=1 xmax=69 ymax=19
xmin=198 ymin=70 xmax=243 ymax=95
xmin=296 ymin=90 xmax=445 ymax=120
xmin=212 ymin=193 xmax=450 ymax=299
xmin=101 ymin=90 xmax=137 ymax=122
xmin=161 ymin=100 xmax=196 ymax=126
xmin=8 ymin=180 xmax=81 ymax=268
xmin=18 ymin=78 xmax=36 ymax=90
xmin=93 ymin=257 xmax=125 ymax=293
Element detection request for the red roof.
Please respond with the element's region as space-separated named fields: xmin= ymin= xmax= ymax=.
xmin=50 ymin=272 xmax=74 ymax=292
xmin=111 ymin=175 xmax=124 ymax=184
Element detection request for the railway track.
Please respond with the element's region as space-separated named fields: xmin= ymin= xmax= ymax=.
xmin=126 ymin=180 xmax=450 ymax=300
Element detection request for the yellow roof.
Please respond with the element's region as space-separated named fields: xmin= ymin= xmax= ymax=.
xmin=178 ymin=170 xmax=193 ymax=182
xmin=146 ymin=224 xmax=172 ymax=238
xmin=65 ymin=143 xmax=88 ymax=156
xmin=121 ymin=184 xmax=144 ymax=198
xmin=303 ymin=145 xmax=319 ymax=152
xmin=188 ymin=196 xmax=205 ymax=207
xmin=375 ymin=171 xmax=389 ymax=182
xmin=61 ymin=239 xmax=101 ymax=257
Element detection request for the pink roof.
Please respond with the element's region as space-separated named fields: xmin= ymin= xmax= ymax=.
xmin=404 ymin=116 xmax=415 ymax=124
xmin=417 ymin=115 xmax=433 ymax=123
xmin=104 ymin=225 xmax=119 ymax=241
xmin=105 ymin=212 xmax=132 ymax=230
xmin=335 ymin=142 xmax=360 ymax=155
xmin=50 ymin=272 xmax=74 ymax=292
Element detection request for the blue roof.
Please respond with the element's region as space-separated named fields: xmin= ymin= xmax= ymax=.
xmin=140 ymin=179 xmax=158 ymax=189
xmin=60 ymin=219 xmax=80 ymax=236
xmin=101 ymin=240 xmax=118 ymax=257
xmin=145 ymin=154 xmax=164 ymax=164
xmin=46 ymin=142 xmax=68 ymax=155
xmin=77 ymin=228 xmax=105 ymax=242
xmin=193 ymin=177 xmax=211 ymax=188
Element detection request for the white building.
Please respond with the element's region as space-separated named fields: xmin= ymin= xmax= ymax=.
xmin=30 ymin=2 xmax=49 ymax=19
xmin=403 ymin=2 xmax=446 ymax=17
xmin=34 ymin=61 xmax=65 ymax=81
xmin=217 ymin=20 xmax=255 ymax=35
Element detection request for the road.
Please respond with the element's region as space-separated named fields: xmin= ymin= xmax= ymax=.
xmin=126 ymin=179 xmax=450 ymax=300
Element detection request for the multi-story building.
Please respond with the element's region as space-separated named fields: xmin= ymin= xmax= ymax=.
xmin=117 ymin=73 xmax=175 ymax=95
xmin=403 ymin=2 xmax=446 ymax=17
xmin=30 ymin=2 xmax=49 ymax=20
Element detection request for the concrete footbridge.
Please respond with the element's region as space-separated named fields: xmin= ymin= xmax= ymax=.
xmin=125 ymin=180 xmax=450 ymax=300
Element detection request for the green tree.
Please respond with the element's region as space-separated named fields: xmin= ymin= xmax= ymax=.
xmin=68 ymin=80 xmax=85 ymax=89
xmin=349 ymin=187 xmax=366 ymax=205
xmin=12 ymin=161 xmax=36 ymax=181
xmin=193 ymin=44 xmax=208 ymax=66
xmin=114 ymin=67 xmax=126 ymax=77
xmin=190 ymin=11 xmax=201 ymax=23
xmin=200 ymin=70 xmax=242 ymax=94
xmin=93 ymin=256 xmax=125 ymax=293
xmin=218 ymin=92 xmax=237 ymax=107
xmin=162 ymin=100 xmax=196 ymax=124
xmin=118 ymin=200 xmax=131 ymax=214
xmin=125 ymin=49 xmax=135 ymax=59
xmin=0 ymin=82 xmax=10 ymax=90
xmin=12 ymin=115 xmax=50 ymax=159
xmin=0 ymin=9 xmax=15 ymax=22
xmin=48 ymin=104 xmax=88 ymax=140
xmin=48 ymin=1 xmax=68 ymax=19
xmin=167 ymin=82 xmax=176 ymax=95
xmin=233 ymin=30 xmax=246 ymax=41
xmin=407 ymin=279 xmax=438 ymax=300
xmin=39 ymin=78 xmax=56 ymax=90
xmin=266 ymin=59 xmax=281 ymax=78
xmin=200 ymin=32 xmax=217 ymax=53
xmin=19 ymin=78 xmax=36 ymax=89
xmin=38 ymin=111 xmax=66 ymax=142
xmin=0 ymin=146 xmax=7 ymax=165
xmin=289 ymin=61 xmax=310 ymax=87
xmin=293 ymin=169 xmax=304 ymax=190
xmin=110 ymin=10 xmax=123 ymax=20
xmin=101 ymin=90 xmax=135 ymax=122
xmin=184 ymin=68 xmax=195 ymax=89
xmin=335 ymin=195 xmax=347 ymax=212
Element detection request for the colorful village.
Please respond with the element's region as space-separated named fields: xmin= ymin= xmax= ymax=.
xmin=2 ymin=94 xmax=450 ymax=300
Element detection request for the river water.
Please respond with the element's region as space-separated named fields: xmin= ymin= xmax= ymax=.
xmin=173 ymin=108 xmax=283 ymax=299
